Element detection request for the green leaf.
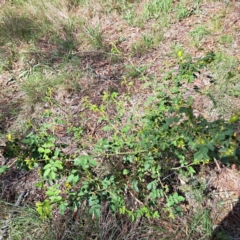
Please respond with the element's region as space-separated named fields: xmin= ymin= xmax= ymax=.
xmin=177 ymin=195 xmax=185 ymax=202
xmin=43 ymin=168 xmax=51 ymax=178
xmin=200 ymin=146 xmax=208 ymax=155
xmin=147 ymin=180 xmax=157 ymax=190
xmin=207 ymin=143 xmax=214 ymax=151
xmin=121 ymin=124 xmax=132 ymax=133
xmin=54 ymin=149 xmax=60 ymax=157
xmin=74 ymin=155 xmax=95 ymax=168
xmin=222 ymin=129 xmax=234 ymax=136
xmin=49 ymin=195 xmax=62 ymax=202
xmin=171 ymin=192 xmax=185 ymax=204
xmin=55 ymin=160 xmax=63 ymax=169
xmin=174 ymin=206 xmax=183 ymax=216
xmin=89 ymin=204 xmax=101 ymax=219
xmin=119 ymin=205 xmax=126 ymax=214
xmin=144 ymin=161 xmax=151 ymax=170
xmin=36 ymin=200 xmax=52 ymax=220
xmin=173 ymin=192 xmax=178 ymax=198
xmin=194 ymin=146 xmax=209 ymax=161
xmin=38 ymin=147 xmax=45 ymax=153
xmin=187 ymin=166 xmax=196 ymax=176
xmin=136 ymin=208 xmax=144 ymax=218
xmin=0 ymin=166 xmax=8 ymax=174
xmin=89 ymin=195 xmax=99 ymax=206
xmin=131 ymin=180 xmax=139 ymax=192
xmin=102 ymin=125 xmax=114 ymax=131
xmin=59 ymin=201 xmax=68 ymax=215
xmin=44 ymin=149 xmax=51 ymax=154
xmin=44 ymin=142 xmax=55 ymax=148
xmin=43 ymin=163 xmax=51 ymax=170
xmin=150 ymin=190 xmax=156 ymax=200
xmin=67 ymin=174 xmax=79 ymax=184
xmin=88 ymin=158 xmax=97 ymax=167
xmin=123 ymin=155 xmax=134 ymax=163
xmin=46 ymin=187 xmax=59 ymax=196
xmin=152 ymin=211 xmax=160 ymax=218
xmin=49 ymin=171 xmax=56 ymax=180
xmin=74 ymin=157 xmax=88 ymax=168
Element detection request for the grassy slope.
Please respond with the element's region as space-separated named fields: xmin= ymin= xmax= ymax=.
xmin=0 ymin=0 xmax=240 ymax=239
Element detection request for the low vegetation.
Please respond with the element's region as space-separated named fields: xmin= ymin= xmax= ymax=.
xmin=0 ymin=0 xmax=240 ymax=239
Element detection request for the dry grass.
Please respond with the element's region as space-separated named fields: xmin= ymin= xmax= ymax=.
xmin=0 ymin=0 xmax=240 ymax=239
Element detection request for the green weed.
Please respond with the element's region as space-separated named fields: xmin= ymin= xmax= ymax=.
xmin=207 ymin=51 xmax=240 ymax=117
xmin=121 ymin=5 xmax=137 ymax=26
xmin=143 ymin=0 xmax=173 ymax=20
xmin=209 ymin=12 xmax=225 ymax=32
xmin=0 ymin=8 xmax=38 ymax=44
xmin=189 ymin=25 xmax=209 ymax=47
xmin=6 ymin=58 xmax=240 ymax=224
xmin=175 ymin=0 xmax=203 ymax=21
xmin=1 ymin=1 xmax=240 ymax=239
xmin=20 ymin=69 xmax=61 ymax=104
xmin=125 ymin=64 xmax=148 ymax=78
xmin=219 ymin=34 xmax=233 ymax=45
xmin=84 ymin=24 xmax=108 ymax=51
xmin=130 ymin=33 xmax=155 ymax=55
xmin=188 ymin=209 xmax=212 ymax=239
xmin=0 ymin=203 xmax=55 ymax=240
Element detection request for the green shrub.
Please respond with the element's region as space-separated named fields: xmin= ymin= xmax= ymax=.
xmin=2 ymin=51 xmax=239 ymax=222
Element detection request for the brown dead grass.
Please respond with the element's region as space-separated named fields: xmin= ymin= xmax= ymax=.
xmin=0 ymin=0 xmax=240 ymax=239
